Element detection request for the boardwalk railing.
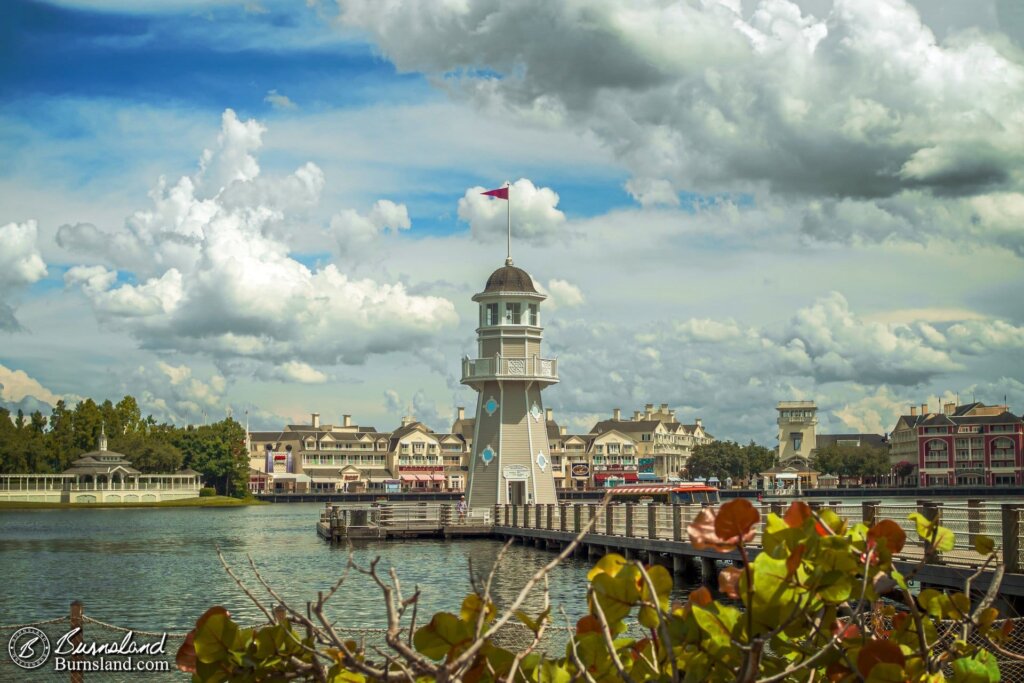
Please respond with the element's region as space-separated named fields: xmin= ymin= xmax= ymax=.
xmin=494 ymin=500 xmax=1024 ymax=571
xmin=320 ymin=503 xmax=491 ymax=536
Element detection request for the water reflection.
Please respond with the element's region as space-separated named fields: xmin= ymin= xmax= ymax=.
xmin=0 ymin=504 xmax=693 ymax=635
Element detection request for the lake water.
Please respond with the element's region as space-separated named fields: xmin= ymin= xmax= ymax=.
xmin=1 ymin=503 xmax=675 ymax=681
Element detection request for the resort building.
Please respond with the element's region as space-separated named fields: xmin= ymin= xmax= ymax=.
xmin=889 ymin=402 xmax=1024 ymax=487
xmin=247 ymin=404 xmax=716 ymax=494
xmin=590 ymin=404 xmax=713 ymax=481
xmin=0 ymin=430 xmax=202 ymax=503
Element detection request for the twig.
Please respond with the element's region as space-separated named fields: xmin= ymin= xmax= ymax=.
xmin=590 ymin=585 xmax=636 ymax=683
xmin=635 ymin=561 xmax=679 ymax=683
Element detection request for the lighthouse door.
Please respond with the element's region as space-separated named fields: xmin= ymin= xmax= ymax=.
xmin=508 ymin=480 xmax=526 ymax=505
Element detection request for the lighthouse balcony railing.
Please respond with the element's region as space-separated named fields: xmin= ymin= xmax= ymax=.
xmin=461 ymin=355 xmax=558 ymax=381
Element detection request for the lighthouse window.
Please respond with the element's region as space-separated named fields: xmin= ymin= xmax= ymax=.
xmin=484 ymin=303 xmax=498 ymax=326
xmin=528 ymin=304 xmax=538 ymax=325
xmin=505 ymin=302 xmax=522 ymax=324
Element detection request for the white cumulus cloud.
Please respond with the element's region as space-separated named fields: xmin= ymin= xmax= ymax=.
xmin=458 ymin=178 xmax=566 ymax=245
xmin=61 ymin=109 xmax=459 ymax=372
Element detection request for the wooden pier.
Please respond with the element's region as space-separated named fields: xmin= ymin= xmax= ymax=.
xmin=317 ymin=503 xmax=493 ymax=542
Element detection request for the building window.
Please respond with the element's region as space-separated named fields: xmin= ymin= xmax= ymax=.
xmin=992 ymin=438 xmax=1015 ymax=466
xmin=505 ymin=302 xmax=521 ymax=324
xmin=484 ymin=303 xmax=498 ymax=326
xmin=528 ymin=304 xmax=538 ymax=326
xmin=924 ymin=439 xmax=948 ymax=464
xmin=790 ymin=433 xmax=802 ymax=452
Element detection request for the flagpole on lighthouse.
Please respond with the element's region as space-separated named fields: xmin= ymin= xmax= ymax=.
xmin=506 ymin=181 xmax=512 ymax=265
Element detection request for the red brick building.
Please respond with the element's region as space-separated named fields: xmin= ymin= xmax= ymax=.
xmin=892 ymin=402 xmax=1024 ymax=487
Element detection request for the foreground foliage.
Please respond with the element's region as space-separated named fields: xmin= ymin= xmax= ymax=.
xmin=179 ymin=500 xmax=1018 ymax=682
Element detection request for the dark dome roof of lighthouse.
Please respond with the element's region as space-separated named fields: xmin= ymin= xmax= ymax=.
xmin=483 ymin=264 xmax=537 ymax=294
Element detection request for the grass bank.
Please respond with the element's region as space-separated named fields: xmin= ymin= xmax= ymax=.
xmin=0 ymin=495 xmax=266 ymax=510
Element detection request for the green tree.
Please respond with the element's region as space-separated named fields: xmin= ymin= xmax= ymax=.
xmin=688 ymin=441 xmax=777 ymax=487
xmin=47 ymin=400 xmax=76 ymax=471
xmin=72 ymin=398 xmax=105 ymax=454
xmin=174 ymin=418 xmax=248 ymax=496
xmin=109 ymin=433 xmax=184 ymax=473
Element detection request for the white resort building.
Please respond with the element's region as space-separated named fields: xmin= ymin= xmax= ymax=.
xmin=0 ymin=430 xmax=203 ymax=503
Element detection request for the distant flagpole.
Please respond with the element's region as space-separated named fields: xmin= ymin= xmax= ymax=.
xmin=481 ymin=183 xmax=513 ymax=264
xmin=506 ymin=181 xmax=512 ymax=265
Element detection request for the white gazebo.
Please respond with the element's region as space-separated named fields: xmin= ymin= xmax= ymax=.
xmin=0 ymin=430 xmax=202 ymax=503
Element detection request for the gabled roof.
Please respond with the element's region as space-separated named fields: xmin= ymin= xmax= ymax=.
xmin=919 ymin=413 xmax=955 ymax=426
xmin=546 ymin=420 xmax=563 ymax=439
xmin=591 ymin=419 xmax=663 ymax=434
xmin=952 ymin=412 xmax=1022 ymax=425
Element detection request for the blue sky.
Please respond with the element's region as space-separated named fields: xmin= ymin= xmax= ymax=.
xmin=2 ymin=0 xmax=1024 ymax=444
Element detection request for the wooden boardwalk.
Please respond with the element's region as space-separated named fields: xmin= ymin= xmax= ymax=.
xmin=317 ymin=503 xmax=493 ymax=542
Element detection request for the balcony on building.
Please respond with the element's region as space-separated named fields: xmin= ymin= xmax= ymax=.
xmin=461 ymin=355 xmax=559 ymax=385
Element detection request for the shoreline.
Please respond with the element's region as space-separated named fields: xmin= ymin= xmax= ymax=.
xmin=0 ymin=496 xmax=267 ymax=510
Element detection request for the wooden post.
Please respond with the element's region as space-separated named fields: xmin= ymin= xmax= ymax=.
xmin=625 ymin=503 xmax=635 ymax=538
xmin=672 ymin=504 xmax=683 ymax=542
xmin=921 ymin=502 xmax=941 ymax=564
xmin=968 ymin=499 xmax=982 ymax=546
xmin=560 ymin=504 xmax=568 ymax=532
xmin=574 ymin=505 xmax=582 ymax=533
xmin=523 ymin=505 xmax=531 ymax=528
xmin=648 ymin=505 xmax=657 ymax=539
xmin=535 ymin=503 xmax=543 ymax=529
xmin=605 ymin=504 xmax=614 ymax=536
xmin=70 ymin=601 xmax=84 ymax=683
xmin=512 ymin=505 xmax=519 ymax=527
xmin=503 ymin=504 xmax=510 ymax=526
xmin=546 ymin=503 xmax=554 ymax=530
xmin=493 ymin=504 xmax=500 ymax=527
xmin=861 ymin=501 xmax=879 ymax=527
xmin=1002 ymin=504 xmax=1021 ymax=573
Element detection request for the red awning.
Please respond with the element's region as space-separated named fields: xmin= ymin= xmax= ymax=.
xmin=595 ymin=473 xmax=639 ymax=483
xmin=400 ymin=474 xmax=418 ymax=483
xmin=431 ymin=474 xmax=446 ymax=482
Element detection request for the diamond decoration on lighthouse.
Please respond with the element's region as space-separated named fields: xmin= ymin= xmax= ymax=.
xmin=484 ymin=397 xmax=499 ymax=416
xmin=530 ymin=402 xmax=542 ymax=422
xmin=536 ymin=451 xmax=548 ymax=472
xmin=481 ymin=445 xmax=496 ymax=465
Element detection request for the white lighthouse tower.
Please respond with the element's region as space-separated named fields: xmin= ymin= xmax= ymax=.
xmin=462 ymin=257 xmax=560 ymax=508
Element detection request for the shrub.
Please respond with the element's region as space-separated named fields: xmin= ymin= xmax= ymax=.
xmin=177 ymin=499 xmax=1011 ymax=682
xmin=198 ymin=487 xmax=217 ymax=498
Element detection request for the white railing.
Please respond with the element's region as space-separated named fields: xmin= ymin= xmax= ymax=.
xmin=461 ymin=356 xmax=558 ymax=382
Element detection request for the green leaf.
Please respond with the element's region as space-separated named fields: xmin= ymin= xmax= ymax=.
xmin=951 ymin=650 xmax=1001 ymax=683
xmin=412 ymin=612 xmax=472 ymax=661
xmin=514 ymin=607 xmax=550 ymax=634
xmin=193 ymin=612 xmax=240 ymax=664
xmin=974 ymin=535 xmax=995 ymax=555
xmin=587 ymin=553 xmax=628 ymax=581
xmin=638 ymin=564 xmax=673 ymax=628
xmin=591 ymin=564 xmax=642 ymax=625
xmin=460 ymin=593 xmax=495 ymax=626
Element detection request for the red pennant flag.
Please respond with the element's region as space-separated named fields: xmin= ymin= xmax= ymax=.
xmin=481 ymin=187 xmax=509 ymax=200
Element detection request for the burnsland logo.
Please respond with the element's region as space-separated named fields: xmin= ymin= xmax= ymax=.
xmin=8 ymin=626 xmax=52 ymax=670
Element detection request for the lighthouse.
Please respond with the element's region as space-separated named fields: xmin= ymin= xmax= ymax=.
xmin=461 ymin=257 xmax=560 ymax=508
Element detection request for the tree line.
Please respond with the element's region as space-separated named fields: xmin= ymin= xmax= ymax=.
xmin=0 ymin=395 xmax=249 ymax=496
xmin=685 ymin=440 xmax=778 ymax=487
